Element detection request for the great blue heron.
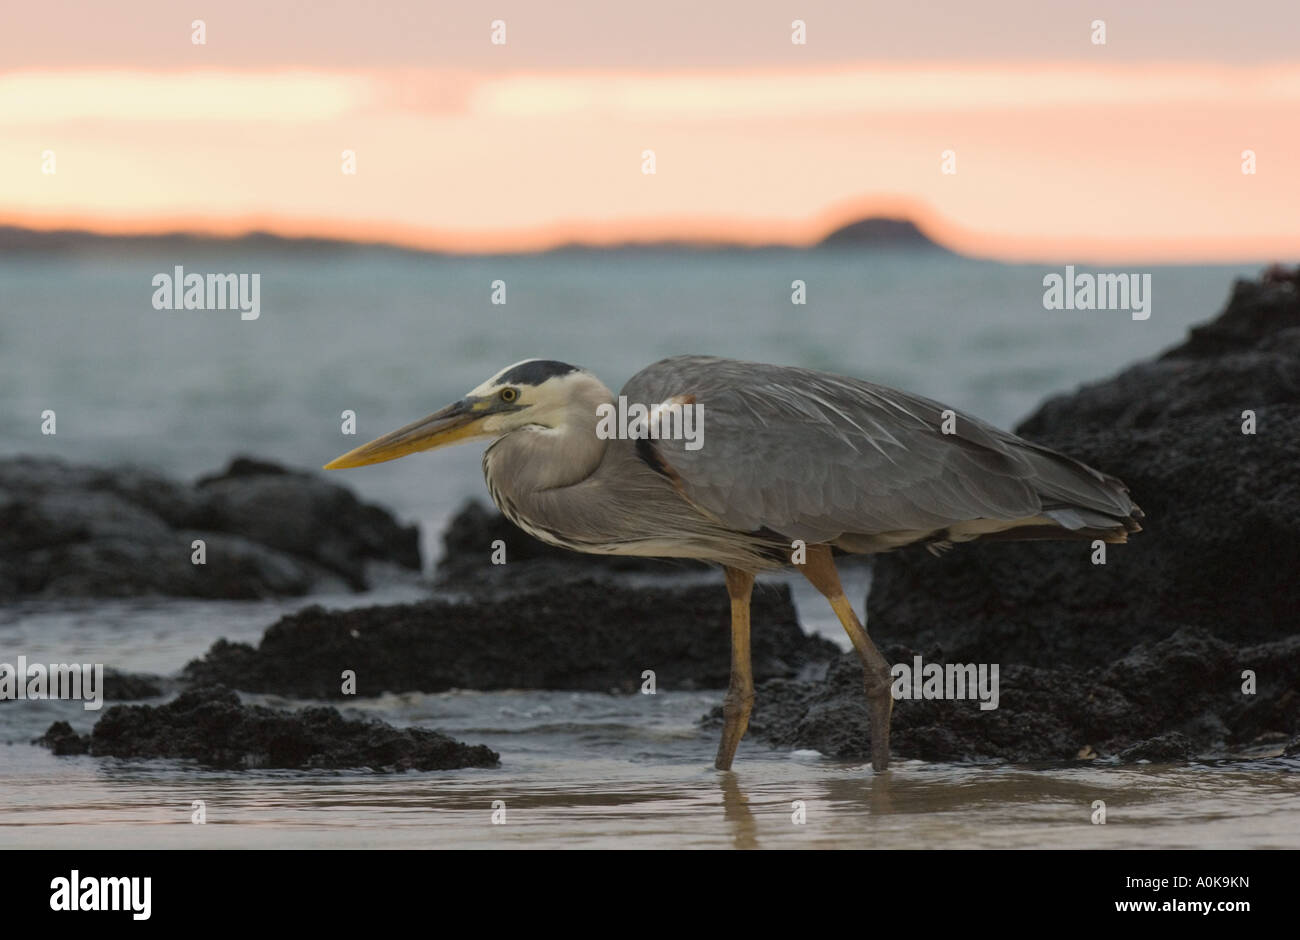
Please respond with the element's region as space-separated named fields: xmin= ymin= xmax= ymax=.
xmin=325 ymin=357 xmax=1142 ymax=772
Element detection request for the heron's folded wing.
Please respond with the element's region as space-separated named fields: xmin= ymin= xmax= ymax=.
xmin=622 ymin=356 xmax=1122 ymax=542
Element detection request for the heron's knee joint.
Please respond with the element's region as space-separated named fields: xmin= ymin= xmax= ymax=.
xmin=723 ymin=689 xmax=755 ymax=712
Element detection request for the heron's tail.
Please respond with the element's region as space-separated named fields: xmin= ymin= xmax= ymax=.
xmin=987 ymin=441 xmax=1144 ymax=544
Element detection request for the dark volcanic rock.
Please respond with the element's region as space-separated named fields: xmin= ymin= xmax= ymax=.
xmin=868 ymin=275 xmax=1300 ymax=668
xmin=192 ymin=457 xmax=421 ymax=584
xmin=0 ymin=455 xmax=420 ymax=598
xmin=731 ymin=272 xmax=1300 ymax=764
xmin=102 ymin=670 xmax=168 ymax=701
xmin=183 ymin=579 xmax=837 ymax=696
xmin=1117 ymin=733 xmax=1197 ymax=763
xmin=435 ymin=499 xmax=705 ymax=589
xmin=37 ymin=685 xmax=498 ymax=771
xmin=36 ymin=720 xmax=88 ymax=755
xmin=720 ymin=628 xmax=1299 ymax=763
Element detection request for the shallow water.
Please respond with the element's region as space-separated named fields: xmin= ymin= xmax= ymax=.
xmin=6 ymin=699 xmax=1298 ymax=850
xmin=2 ymin=575 xmax=1297 ymax=850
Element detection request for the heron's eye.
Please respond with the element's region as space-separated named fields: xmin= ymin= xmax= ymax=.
xmin=499 ymin=387 xmax=519 ymax=403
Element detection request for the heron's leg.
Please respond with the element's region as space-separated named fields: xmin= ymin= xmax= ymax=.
xmin=714 ymin=566 xmax=756 ymax=771
xmin=799 ymin=545 xmax=893 ymax=772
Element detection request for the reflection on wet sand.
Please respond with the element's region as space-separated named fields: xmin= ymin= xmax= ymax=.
xmin=719 ymin=767 xmax=900 ymax=849
xmin=719 ymin=772 xmax=758 ymax=850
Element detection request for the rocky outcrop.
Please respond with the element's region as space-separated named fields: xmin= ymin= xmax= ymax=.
xmin=101 ymin=670 xmax=170 ymax=701
xmin=733 ymin=271 xmax=1300 ymax=762
xmin=719 ymin=629 xmax=1298 ymax=763
xmin=0 ymin=456 xmax=420 ymax=598
xmin=36 ymin=685 xmax=498 ymax=771
xmin=183 ymin=579 xmax=838 ymax=696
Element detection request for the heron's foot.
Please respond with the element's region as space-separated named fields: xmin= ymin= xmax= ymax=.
xmin=714 ymin=688 xmax=754 ymax=771
xmin=864 ymin=673 xmax=894 ymax=773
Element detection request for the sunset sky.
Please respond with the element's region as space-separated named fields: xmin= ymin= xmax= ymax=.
xmin=3 ymin=0 xmax=1298 ymax=261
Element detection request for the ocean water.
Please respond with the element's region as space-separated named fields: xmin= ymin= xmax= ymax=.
xmin=3 ymin=249 xmax=1296 ymax=849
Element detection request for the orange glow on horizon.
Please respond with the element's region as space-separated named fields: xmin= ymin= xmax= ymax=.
xmin=3 ymin=63 xmax=1297 ymax=264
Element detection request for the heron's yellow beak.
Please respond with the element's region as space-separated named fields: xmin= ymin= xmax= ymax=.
xmin=323 ymin=398 xmax=486 ymax=469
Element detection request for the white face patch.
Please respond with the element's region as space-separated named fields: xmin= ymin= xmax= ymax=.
xmin=464 ymin=363 xmax=602 ymax=435
xmin=468 ymin=363 xmax=589 ymax=404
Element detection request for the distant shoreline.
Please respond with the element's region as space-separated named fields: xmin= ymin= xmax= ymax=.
xmin=0 ymin=216 xmax=953 ymax=259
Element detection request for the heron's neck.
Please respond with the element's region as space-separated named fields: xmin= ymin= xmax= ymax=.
xmin=483 ymin=383 xmax=612 ymax=499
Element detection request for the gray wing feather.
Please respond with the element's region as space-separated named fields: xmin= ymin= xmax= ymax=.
xmin=622 ymin=356 xmax=1136 ymax=543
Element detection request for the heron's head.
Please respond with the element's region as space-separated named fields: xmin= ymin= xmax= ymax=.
xmin=324 ymin=359 xmax=609 ymax=470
